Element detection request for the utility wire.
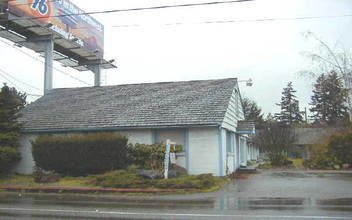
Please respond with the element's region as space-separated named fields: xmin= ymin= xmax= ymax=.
xmin=110 ymin=13 xmax=352 ymax=28
xmin=0 ymin=38 xmax=92 ymax=86
xmin=0 ymin=68 xmax=42 ymax=92
xmin=64 ymin=13 xmax=352 ymax=31
xmin=1 ymin=0 xmax=253 ymax=22
xmin=0 ymin=70 xmax=37 ymax=101
xmin=0 ymin=71 xmax=25 ymax=93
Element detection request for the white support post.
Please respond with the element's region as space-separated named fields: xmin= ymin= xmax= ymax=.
xmin=90 ymin=64 xmax=101 ymax=87
xmin=164 ymin=139 xmax=171 ymax=179
xmin=164 ymin=140 xmax=176 ymax=179
xmin=43 ymin=37 xmax=54 ymax=95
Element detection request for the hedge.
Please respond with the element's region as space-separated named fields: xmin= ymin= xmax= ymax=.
xmin=31 ymin=133 xmax=128 ymax=176
xmin=0 ymin=146 xmax=21 ymax=174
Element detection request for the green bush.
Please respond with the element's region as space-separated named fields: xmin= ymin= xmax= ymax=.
xmin=94 ymin=171 xmax=221 ymax=190
xmin=328 ymin=131 xmax=352 ymax=165
xmin=95 ymin=170 xmax=150 ymax=188
xmin=31 ymin=133 xmax=128 ymax=176
xmin=267 ymin=153 xmax=293 ymax=166
xmin=304 ymin=137 xmax=344 ymax=169
xmin=0 ymin=146 xmax=21 ymax=173
xmin=128 ymin=143 xmax=182 ymax=172
xmin=154 ymin=174 xmax=219 ymax=190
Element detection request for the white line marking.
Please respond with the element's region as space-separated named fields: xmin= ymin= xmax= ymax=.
xmin=0 ymin=207 xmax=351 ymax=219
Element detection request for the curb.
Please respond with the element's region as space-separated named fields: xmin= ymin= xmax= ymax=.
xmin=0 ymin=186 xmax=195 ymax=194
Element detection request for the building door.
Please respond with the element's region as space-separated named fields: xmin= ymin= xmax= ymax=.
xmin=240 ymin=137 xmax=247 ymax=167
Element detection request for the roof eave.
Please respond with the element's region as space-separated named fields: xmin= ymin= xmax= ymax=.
xmin=20 ymin=123 xmax=221 ymax=134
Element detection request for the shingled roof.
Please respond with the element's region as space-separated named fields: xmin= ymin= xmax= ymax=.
xmin=20 ymin=78 xmax=238 ymax=132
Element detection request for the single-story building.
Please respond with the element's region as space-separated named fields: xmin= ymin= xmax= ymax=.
xmin=15 ymin=78 xmax=257 ymax=176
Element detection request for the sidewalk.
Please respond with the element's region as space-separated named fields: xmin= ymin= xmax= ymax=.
xmin=0 ymin=185 xmax=194 ymax=194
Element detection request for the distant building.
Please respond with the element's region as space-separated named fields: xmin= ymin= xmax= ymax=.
xmin=293 ymin=127 xmax=344 ymax=158
xmin=16 ymin=78 xmax=257 ymax=176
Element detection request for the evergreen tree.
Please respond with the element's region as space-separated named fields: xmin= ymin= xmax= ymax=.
xmin=275 ymin=82 xmax=303 ymax=125
xmin=0 ymin=84 xmax=26 ymax=148
xmin=242 ymin=97 xmax=265 ymax=128
xmin=310 ymin=72 xmax=348 ymax=124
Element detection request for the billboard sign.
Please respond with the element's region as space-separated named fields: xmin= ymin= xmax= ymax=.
xmin=8 ymin=0 xmax=104 ymax=58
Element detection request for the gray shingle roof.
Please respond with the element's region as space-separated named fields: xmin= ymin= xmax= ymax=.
xmin=20 ymin=78 xmax=237 ymax=132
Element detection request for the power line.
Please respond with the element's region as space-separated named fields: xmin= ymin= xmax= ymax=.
xmin=0 ymin=68 xmax=42 ymax=92
xmin=0 ymin=70 xmax=37 ymax=102
xmin=0 ymin=38 xmax=92 ymax=86
xmin=110 ymin=13 xmax=352 ymax=28
xmin=0 ymin=71 xmax=25 ymax=93
xmin=1 ymin=0 xmax=253 ymax=22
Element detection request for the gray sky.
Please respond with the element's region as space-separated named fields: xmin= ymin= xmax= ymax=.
xmin=0 ymin=0 xmax=351 ymax=117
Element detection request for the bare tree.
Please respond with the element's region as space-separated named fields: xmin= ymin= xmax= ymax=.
xmin=254 ymin=122 xmax=296 ymax=166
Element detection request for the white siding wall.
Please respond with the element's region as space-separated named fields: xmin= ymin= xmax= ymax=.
xmin=15 ymin=134 xmax=38 ymax=175
xmin=189 ymin=127 xmax=219 ymax=176
xmin=157 ymin=129 xmax=185 ymax=146
xmin=222 ymin=86 xmax=245 ymax=132
xmin=117 ymin=130 xmax=153 ymax=145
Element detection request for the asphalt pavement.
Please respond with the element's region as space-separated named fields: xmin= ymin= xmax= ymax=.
xmin=0 ymin=169 xmax=352 ymax=219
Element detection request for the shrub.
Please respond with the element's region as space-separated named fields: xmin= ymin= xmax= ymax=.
xmin=304 ymin=142 xmax=342 ymax=169
xmin=0 ymin=146 xmax=21 ymax=174
xmin=128 ymin=143 xmax=182 ymax=172
xmin=95 ymin=170 xmax=150 ymax=188
xmin=267 ymin=154 xmax=293 ymax=166
xmin=94 ymin=171 xmax=221 ymax=190
xmin=154 ymin=174 xmax=219 ymax=189
xmin=31 ymin=133 xmax=128 ymax=176
xmin=305 ymin=129 xmax=352 ymax=169
xmin=328 ymin=130 xmax=352 ymax=165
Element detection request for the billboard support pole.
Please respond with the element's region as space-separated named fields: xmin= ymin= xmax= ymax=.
xmin=43 ymin=37 xmax=54 ymax=94
xmin=89 ymin=64 xmax=101 ymax=87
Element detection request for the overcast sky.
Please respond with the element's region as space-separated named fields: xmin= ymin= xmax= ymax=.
xmin=0 ymin=0 xmax=351 ymax=117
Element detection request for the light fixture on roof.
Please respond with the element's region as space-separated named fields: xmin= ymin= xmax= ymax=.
xmin=108 ymin=59 xmax=115 ymax=63
xmin=93 ymin=49 xmax=99 ymax=54
xmin=238 ymin=78 xmax=253 ymax=87
xmin=70 ymin=37 xmax=79 ymax=42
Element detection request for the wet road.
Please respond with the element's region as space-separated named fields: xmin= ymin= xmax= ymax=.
xmin=0 ymin=169 xmax=352 ymax=219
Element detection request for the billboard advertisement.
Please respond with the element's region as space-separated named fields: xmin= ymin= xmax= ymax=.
xmin=8 ymin=0 xmax=104 ymax=58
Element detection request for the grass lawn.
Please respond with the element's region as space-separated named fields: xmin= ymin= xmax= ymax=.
xmin=291 ymin=158 xmax=304 ymax=167
xmin=0 ymin=174 xmax=96 ymax=188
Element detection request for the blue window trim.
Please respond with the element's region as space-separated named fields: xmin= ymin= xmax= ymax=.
xmin=237 ymin=130 xmax=254 ymax=134
xmin=184 ymin=128 xmax=190 ymax=173
xmin=152 ymin=130 xmax=158 ymax=144
xmin=218 ymin=127 xmax=224 ymax=176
